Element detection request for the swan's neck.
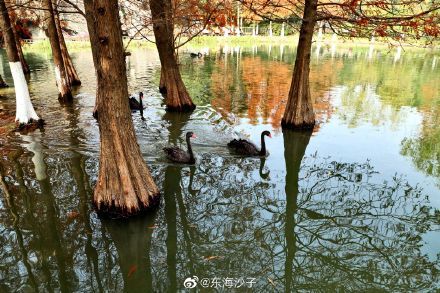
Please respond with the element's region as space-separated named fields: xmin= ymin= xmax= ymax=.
xmin=139 ymin=97 xmax=144 ymax=117
xmin=186 ymin=136 xmax=194 ymax=159
xmin=260 ymin=133 xmax=267 ymax=156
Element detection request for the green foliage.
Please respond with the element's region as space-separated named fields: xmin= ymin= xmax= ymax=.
xmin=401 ymin=107 xmax=440 ymax=183
xmin=186 ymin=35 xmax=299 ymax=49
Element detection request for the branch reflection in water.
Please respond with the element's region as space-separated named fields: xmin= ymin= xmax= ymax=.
xmin=0 ymin=80 xmax=439 ymax=291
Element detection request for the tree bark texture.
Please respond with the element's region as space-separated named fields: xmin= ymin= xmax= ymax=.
xmin=11 ymin=21 xmax=30 ymax=74
xmin=281 ymin=0 xmax=317 ymax=129
xmin=0 ymin=0 xmax=40 ymax=124
xmin=159 ymin=67 xmax=166 ymax=94
xmin=0 ymin=0 xmax=19 ymax=63
xmin=54 ymin=7 xmax=81 ymax=86
xmin=149 ymin=0 xmax=196 ymax=112
xmin=42 ymin=0 xmax=73 ymax=102
xmin=83 ymin=0 xmax=160 ymax=217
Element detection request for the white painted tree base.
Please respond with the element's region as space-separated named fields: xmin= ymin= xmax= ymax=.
xmin=10 ymin=62 xmax=40 ymax=124
xmin=54 ymin=65 xmax=65 ymax=93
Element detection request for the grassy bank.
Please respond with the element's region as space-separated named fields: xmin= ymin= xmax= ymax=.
xmin=22 ymin=39 xmax=156 ymax=53
xmin=21 ymin=35 xmax=439 ymax=54
xmin=187 ymin=35 xmax=439 ymax=50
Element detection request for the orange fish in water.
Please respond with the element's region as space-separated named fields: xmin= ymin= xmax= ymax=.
xmin=127 ymin=265 xmax=137 ymax=278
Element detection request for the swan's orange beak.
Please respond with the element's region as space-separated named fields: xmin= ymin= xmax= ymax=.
xmin=192 ymin=134 xmax=197 ymax=138
xmin=268 ymin=133 xmax=272 ymax=138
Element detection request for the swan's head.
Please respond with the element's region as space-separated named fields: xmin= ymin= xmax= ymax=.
xmin=186 ymin=132 xmax=197 ymax=139
xmin=139 ymin=92 xmax=144 ymax=99
xmin=262 ymin=130 xmax=272 ymax=138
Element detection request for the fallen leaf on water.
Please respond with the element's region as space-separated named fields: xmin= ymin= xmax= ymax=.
xmin=65 ymin=211 xmax=80 ymax=225
xmin=127 ymin=265 xmax=137 ymax=278
xmin=67 ymin=211 xmax=80 ymax=220
xmin=204 ymin=256 xmax=222 ymax=261
xmin=268 ymin=278 xmax=276 ymax=287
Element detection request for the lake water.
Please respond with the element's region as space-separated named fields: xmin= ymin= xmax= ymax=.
xmin=0 ymin=43 xmax=439 ymax=292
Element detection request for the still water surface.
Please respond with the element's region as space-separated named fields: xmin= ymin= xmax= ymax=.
xmin=0 ymin=44 xmax=439 ymax=291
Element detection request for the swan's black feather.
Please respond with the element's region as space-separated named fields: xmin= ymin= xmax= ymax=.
xmin=129 ymin=97 xmax=143 ymax=110
xmin=163 ymin=147 xmax=193 ymax=163
xmin=163 ymin=132 xmax=196 ymax=164
xmin=227 ymin=139 xmax=260 ymax=156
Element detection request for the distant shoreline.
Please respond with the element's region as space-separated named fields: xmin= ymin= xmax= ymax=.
xmin=21 ymin=35 xmax=439 ymax=53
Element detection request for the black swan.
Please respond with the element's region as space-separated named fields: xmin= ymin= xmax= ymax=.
xmin=190 ymin=52 xmax=202 ymax=58
xmin=163 ymin=132 xmax=197 ymax=164
xmin=227 ymin=130 xmax=271 ymax=156
xmin=129 ymin=92 xmax=144 ymax=110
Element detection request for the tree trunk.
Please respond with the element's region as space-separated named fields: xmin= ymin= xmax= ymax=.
xmin=281 ymin=0 xmax=317 ymax=129
xmin=54 ymin=7 xmax=81 ymax=86
xmin=0 ymin=73 xmax=8 ymax=87
xmin=159 ymin=67 xmax=166 ymax=94
xmin=269 ymin=20 xmax=273 ymax=37
xmin=0 ymin=0 xmax=40 ymax=124
xmin=42 ymin=0 xmax=73 ymax=102
xmin=11 ymin=22 xmax=30 ymax=74
xmin=83 ymin=0 xmax=160 ymax=217
xmin=149 ymin=0 xmax=196 ymax=112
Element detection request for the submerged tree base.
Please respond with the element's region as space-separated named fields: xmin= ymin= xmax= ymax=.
xmin=165 ymin=103 xmax=196 ymax=112
xmin=71 ymin=79 xmax=82 ymax=86
xmin=281 ymin=119 xmax=315 ymax=130
xmin=94 ymin=194 xmax=161 ymax=219
xmin=58 ymin=93 xmax=74 ymax=104
xmin=16 ymin=118 xmax=45 ymax=133
xmin=0 ymin=112 xmax=42 ymax=137
xmin=159 ymin=82 xmax=196 ymax=112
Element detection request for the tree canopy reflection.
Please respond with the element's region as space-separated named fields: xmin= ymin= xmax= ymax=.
xmin=0 ymin=109 xmax=439 ymax=292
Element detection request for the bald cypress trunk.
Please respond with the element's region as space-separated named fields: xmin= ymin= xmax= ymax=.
xmin=54 ymin=8 xmax=81 ymax=86
xmin=149 ymin=0 xmax=195 ymax=112
xmin=281 ymin=0 xmax=317 ymax=129
xmin=42 ymin=0 xmax=73 ymax=102
xmin=0 ymin=0 xmax=40 ymax=125
xmin=11 ymin=23 xmax=30 ymax=74
xmin=84 ymin=0 xmax=160 ymax=217
xmin=159 ymin=67 xmax=166 ymax=94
